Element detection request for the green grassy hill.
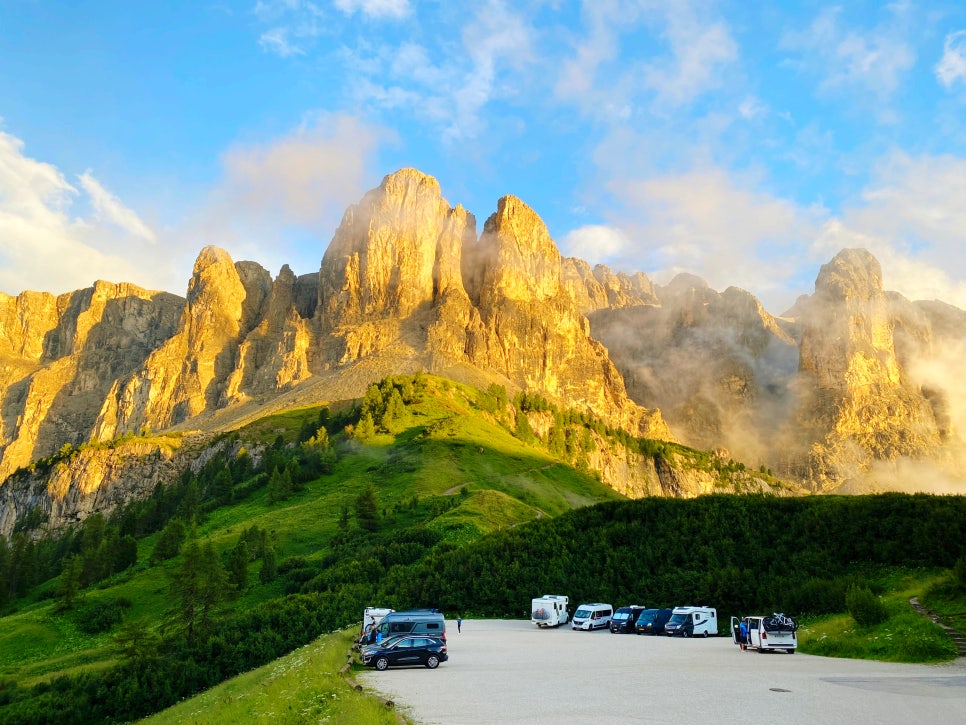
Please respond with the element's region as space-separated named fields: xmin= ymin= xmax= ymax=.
xmin=3 ymin=374 xmax=958 ymax=723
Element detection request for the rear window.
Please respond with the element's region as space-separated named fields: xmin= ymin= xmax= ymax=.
xmin=426 ymin=622 xmax=440 ymax=630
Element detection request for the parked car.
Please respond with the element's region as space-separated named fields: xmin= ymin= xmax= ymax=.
xmin=610 ymin=605 xmax=647 ymax=633
xmin=635 ymin=608 xmax=674 ymax=635
xmin=361 ymin=635 xmax=448 ymax=670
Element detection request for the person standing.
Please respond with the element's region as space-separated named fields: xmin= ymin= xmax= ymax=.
xmin=457 ymin=616 xmax=463 ymax=633
xmin=739 ymin=618 xmax=748 ymax=651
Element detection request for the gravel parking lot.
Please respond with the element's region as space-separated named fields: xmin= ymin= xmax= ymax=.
xmin=358 ymin=619 xmax=966 ymax=725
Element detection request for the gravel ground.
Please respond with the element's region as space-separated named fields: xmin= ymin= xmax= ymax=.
xmin=357 ymin=619 xmax=966 ymax=725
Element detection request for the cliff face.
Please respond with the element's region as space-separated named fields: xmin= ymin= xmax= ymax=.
xmin=0 ymin=283 xmax=183 ymax=480
xmin=794 ymin=249 xmax=945 ymax=490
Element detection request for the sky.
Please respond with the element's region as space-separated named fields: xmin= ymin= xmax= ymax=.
xmin=1 ymin=0 xmax=965 ymax=314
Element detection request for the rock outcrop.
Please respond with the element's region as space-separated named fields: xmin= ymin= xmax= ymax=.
xmin=794 ymin=249 xmax=944 ymax=490
xmin=0 ymin=283 xmax=183 ymax=480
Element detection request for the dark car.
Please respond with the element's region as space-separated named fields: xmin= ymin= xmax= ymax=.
xmin=610 ymin=605 xmax=647 ymax=633
xmin=635 ymin=608 xmax=674 ymax=635
xmin=361 ymin=635 xmax=448 ymax=670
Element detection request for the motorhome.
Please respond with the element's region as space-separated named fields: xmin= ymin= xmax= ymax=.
xmin=364 ymin=610 xmax=446 ymax=645
xmin=733 ymin=614 xmax=797 ymax=653
xmin=571 ymin=603 xmax=613 ymax=631
xmin=664 ymin=606 xmax=717 ymax=637
xmin=531 ymin=595 xmax=570 ymax=628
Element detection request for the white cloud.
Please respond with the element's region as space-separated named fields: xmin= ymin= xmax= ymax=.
xmin=0 ymin=130 xmax=175 ymax=295
xmin=562 ymin=161 xmax=821 ymax=311
xmin=641 ymin=5 xmax=738 ymax=108
xmin=827 ymin=152 xmax=966 ymax=307
xmin=258 ymin=27 xmax=307 ymax=57
xmin=78 ymin=171 xmax=156 ymax=243
xmin=334 ymin=0 xmax=409 ymax=19
xmin=555 ymin=0 xmax=739 ymax=118
xmin=781 ymin=6 xmax=915 ymax=103
xmin=936 ymin=30 xmax=966 ymax=88
xmin=254 ymin=0 xmax=324 ymax=57
xmin=349 ymin=0 xmax=535 ymax=142
xmin=561 ymin=224 xmax=630 ymax=259
xmin=196 ymin=113 xmax=388 ymax=276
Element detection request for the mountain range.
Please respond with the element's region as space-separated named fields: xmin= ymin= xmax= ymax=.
xmin=1 ymin=168 xmax=963 ymax=534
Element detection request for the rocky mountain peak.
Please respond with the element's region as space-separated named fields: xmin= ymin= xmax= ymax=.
xmin=318 ymin=168 xmax=455 ymax=331
xmin=813 ymin=247 xmax=882 ymax=302
xmin=471 ymin=194 xmax=561 ymax=305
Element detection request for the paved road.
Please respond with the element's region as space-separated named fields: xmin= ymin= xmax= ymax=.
xmin=357 ymin=619 xmax=966 ymax=725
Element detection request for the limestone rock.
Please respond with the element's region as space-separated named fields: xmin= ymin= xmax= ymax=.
xmin=795 ymin=249 xmax=943 ymax=490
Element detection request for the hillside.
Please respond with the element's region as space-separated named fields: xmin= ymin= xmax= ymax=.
xmin=0 ymin=373 xmax=794 ymax=718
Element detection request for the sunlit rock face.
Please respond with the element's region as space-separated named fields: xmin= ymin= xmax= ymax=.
xmin=0 ymin=282 xmax=183 ymax=480
xmin=796 ymin=249 xmax=943 ymax=490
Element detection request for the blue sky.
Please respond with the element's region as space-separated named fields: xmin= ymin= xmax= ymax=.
xmin=1 ymin=0 xmax=965 ymax=314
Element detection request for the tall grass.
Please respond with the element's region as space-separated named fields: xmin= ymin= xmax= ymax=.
xmin=139 ymin=628 xmax=399 ymax=725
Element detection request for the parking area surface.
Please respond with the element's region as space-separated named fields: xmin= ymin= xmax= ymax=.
xmin=357 ymin=619 xmax=966 ymax=725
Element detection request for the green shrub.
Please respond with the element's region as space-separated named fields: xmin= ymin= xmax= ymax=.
xmin=75 ymin=597 xmax=132 ymax=634
xmin=846 ymin=584 xmax=889 ymax=627
xmin=954 ymin=555 xmax=966 ymax=591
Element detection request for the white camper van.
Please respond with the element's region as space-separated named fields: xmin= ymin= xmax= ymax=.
xmin=571 ymin=603 xmax=613 ymax=631
xmin=733 ymin=614 xmax=797 ymax=653
xmin=664 ymin=606 xmax=717 ymax=637
xmin=361 ymin=607 xmax=394 ymax=638
xmin=531 ymin=595 xmax=570 ymax=628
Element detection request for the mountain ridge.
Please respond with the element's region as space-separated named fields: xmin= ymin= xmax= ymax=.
xmin=0 ymin=168 xmax=963 ymax=508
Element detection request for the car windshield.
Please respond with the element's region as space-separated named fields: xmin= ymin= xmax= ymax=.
xmin=574 ymin=608 xmax=591 ymax=618
xmin=637 ymin=610 xmax=657 ymax=624
xmin=668 ymin=614 xmax=687 ymax=625
xmin=613 ymin=612 xmax=628 ymax=620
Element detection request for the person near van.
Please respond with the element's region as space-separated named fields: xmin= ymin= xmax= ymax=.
xmin=738 ymin=618 xmax=748 ymax=651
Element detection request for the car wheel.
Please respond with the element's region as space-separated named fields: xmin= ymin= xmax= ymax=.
xmin=375 ymin=657 xmax=389 ymax=671
xmin=787 ymin=649 xmax=795 ymax=654
xmin=683 ymin=631 xmax=690 ymax=638
xmin=703 ymin=632 xmax=709 ymax=638
xmin=426 ymin=655 xmax=440 ymax=669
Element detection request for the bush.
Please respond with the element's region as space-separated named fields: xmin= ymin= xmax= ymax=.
xmin=954 ymin=555 xmax=966 ymax=591
xmin=75 ymin=597 xmax=132 ymax=634
xmin=846 ymin=584 xmax=889 ymax=627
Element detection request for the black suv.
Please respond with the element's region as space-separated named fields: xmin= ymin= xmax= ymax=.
xmin=361 ymin=635 xmax=448 ymax=670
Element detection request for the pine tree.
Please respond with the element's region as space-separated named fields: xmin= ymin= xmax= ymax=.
xmin=58 ymin=554 xmax=84 ymax=610
xmin=112 ymin=619 xmax=161 ymax=666
xmin=151 ymin=518 xmax=187 ymax=563
xmin=227 ymin=540 xmax=249 ymax=594
xmin=169 ymin=540 xmax=227 ymax=641
xmin=259 ymin=547 xmax=277 ymax=584
xmin=355 ymin=413 xmax=376 ymax=440
xmin=356 ymin=485 xmax=380 ymax=532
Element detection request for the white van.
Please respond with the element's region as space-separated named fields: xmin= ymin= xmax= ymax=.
xmin=532 ymin=595 xmax=570 ymax=628
xmin=664 ymin=606 xmax=717 ymax=637
xmin=733 ymin=614 xmax=797 ymax=653
xmin=571 ymin=603 xmax=613 ymax=631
